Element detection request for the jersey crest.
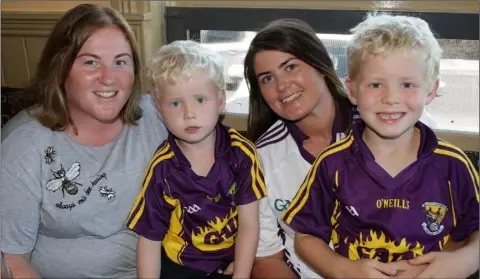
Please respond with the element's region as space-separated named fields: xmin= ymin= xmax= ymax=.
xmin=422 ymin=202 xmax=448 ymax=235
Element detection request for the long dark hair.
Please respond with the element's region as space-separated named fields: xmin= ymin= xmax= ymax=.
xmin=244 ymin=18 xmax=352 ymax=142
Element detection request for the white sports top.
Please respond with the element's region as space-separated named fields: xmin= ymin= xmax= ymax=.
xmin=255 ymin=113 xmax=350 ymax=278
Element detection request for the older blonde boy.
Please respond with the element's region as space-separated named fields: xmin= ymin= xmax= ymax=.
xmin=127 ymin=40 xmax=267 ymax=279
xmin=282 ymin=13 xmax=479 ymax=278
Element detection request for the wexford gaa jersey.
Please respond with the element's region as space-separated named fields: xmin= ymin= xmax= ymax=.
xmin=283 ymin=120 xmax=479 ymax=262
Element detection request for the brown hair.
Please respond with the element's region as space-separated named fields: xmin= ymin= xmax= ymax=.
xmin=27 ymin=3 xmax=143 ymax=131
xmin=244 ymin=19 xmax=352 ymax=142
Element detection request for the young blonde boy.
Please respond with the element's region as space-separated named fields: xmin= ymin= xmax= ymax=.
xmin=127 ymin=40 xmax=267 ymax=279
xmin=282 ymin=13 xmax=479 ymax=278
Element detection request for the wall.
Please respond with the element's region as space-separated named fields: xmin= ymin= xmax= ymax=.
xmin=1 ymin=0 xmax=165 ymax=88
xmin=1 ymin=1 xmax=110 ymax=12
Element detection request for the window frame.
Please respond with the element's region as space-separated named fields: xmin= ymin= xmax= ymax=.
xmin=165 ymin=7 xmax=478 ymax=42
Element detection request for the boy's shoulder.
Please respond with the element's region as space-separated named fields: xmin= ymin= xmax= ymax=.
xmin=416 ymin=122 xmax=473 ymax=171
xmin=432 ymin=138 xmax=476 ymax=172
xmin=221 ymin=124 xmax=255 ymax=150
xmin=314 ymin=132 xmax=355 ymax=169
xmin=147 ymin=138 xmax=176 ymax=171
xmin=218 ymin=123 xmax=260 ymax=165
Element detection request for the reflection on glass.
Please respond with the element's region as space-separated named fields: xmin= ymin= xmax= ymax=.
xmin=200 ymin=31 xmax=479 ymax=133
xmin=373 ymin=1 xmax=405 ymax=9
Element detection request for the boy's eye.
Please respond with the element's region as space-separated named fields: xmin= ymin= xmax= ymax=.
xmin=260 ymin=75 xmax=273 ymax=84
xmin=196 ymin=97 xmax=206 ymax=104
xmin=369 ymin=83 xmax=381 ymax=89
xmin=402 ymin=82 xmax=414 ymax=89
xmin=170 ymin=101 xmax=181 ymax=108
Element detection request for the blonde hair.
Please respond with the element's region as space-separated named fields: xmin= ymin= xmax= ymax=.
xmin=146 ymin=40 xmax=226 ymax=96
xmin=27 ymin=4 xmax=143 ymax=131
xmin=347 ymin=13 xmax=442 ymax=89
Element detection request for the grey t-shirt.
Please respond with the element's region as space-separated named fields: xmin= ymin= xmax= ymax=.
xmin=1 ymin=95 xmax=167 ymax=278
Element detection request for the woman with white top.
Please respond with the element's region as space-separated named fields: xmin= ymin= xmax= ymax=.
xmin=244 ymin=19 xmax=355 ymax=278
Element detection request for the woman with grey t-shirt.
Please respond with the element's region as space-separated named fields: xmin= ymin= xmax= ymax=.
xmin=1 ymin=4 xmax=167 ymax=278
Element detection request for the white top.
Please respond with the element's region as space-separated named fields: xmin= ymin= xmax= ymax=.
xmin=255 ymin=118 xmax=348 ymax=278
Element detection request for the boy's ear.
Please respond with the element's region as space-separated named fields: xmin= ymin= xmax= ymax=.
xmin=345 ymin=77 xmax=358 ymax=105
xmin=219 ymin=89 xmax=226 ymax=112
xmin=425 ymin=79 xmax=439 ymax=105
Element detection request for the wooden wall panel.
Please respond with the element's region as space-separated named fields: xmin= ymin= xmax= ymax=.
xmin=168 ymin=1 xmax=478 ymax=13
xmin=1 ymin=12 xmax=58 ymax=88
xmin=1 ymin=67 xmax=5 ymax=86
xmin=1 ymin=1 xmax=110 ymax=12
xmin=1 ymin=36 xmax=30 ymax=88
xmin=140 ymin=1 xmax=165 ymax=63
xmin=111 ymin=0 xmax=150 ymax=14
xmin=436 ymin=131 xmax=480 ymax=152
xmin=24 ymin=37 xmax=49 ymax=80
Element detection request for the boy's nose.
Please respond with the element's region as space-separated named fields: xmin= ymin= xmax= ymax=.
xmin=382 ymin=88 xmax=401 ymax=104
xmin=184 ymin=105 xmax=196 ymax=120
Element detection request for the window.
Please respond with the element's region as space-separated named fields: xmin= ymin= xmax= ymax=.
xmin=166 ymin=6 xmax=479 ymax=134
xmin=200 ymin=30 xmax=479 ymax=134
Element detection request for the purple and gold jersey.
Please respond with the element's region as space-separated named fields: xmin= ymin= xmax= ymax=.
xmin=282 ymin=121 xmax=479 ymax=262
xmin=127 ymin=123 xmax=267 ymax=273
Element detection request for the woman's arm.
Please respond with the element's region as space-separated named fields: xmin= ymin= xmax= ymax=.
xmin=234 ymin=201 xmax=260 ymax=279
xmin=252 ymin=251 xmax=297 ymax=279
xmin=4 ymin=252 xmax=41 ymax=279
xmin=1 ymin=145 xmax=43 ymax=279
xmin=136 ymin=236 xmax=162 ymax=279
xmin=252 ymin=197 xmax=296 ymax=279
xmin=295 ymin=233 xmax=346 ymax=278
xmin=449 ymin=232 xmax=479 ymax=275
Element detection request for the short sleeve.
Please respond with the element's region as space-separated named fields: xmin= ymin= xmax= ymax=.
xmin=450 ymin=154 xmax=479 ymax=242
xmin=281 ymin=157 xmax=335 ymax=243
xmin=232 ymin=136 xmax=267 ymax=205
xmin=1 ymin=141 xmax=42 ymax=254
xmin=256 ymin=197 xmax=284 ymax=257
xmin=126 ymin=163 xmax=174 ymax=241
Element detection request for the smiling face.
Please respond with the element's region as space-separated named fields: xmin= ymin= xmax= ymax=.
xmin=64 ymin=27 xmax=134 ymax=126
xmin=154 ymin=71 xmax=225 ymax=145
xmin=346 ymin=50 xmax=438 ymax=140
xmin=253 ymin=50 xmax=333 ymax=122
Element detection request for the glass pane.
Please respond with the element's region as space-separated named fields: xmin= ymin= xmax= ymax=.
xmin=200 ymin=30 xmax=256 ymax=115
xmin=427 ymin=39 xmax=479 ymax=134
xmin=200 ymin=30 xmax=479 ymax=133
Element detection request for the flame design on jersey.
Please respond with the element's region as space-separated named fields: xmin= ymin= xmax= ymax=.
xmin=330 ymin=199 xmax=341 ymax=249
xmin=347 ymin=230 xmax=424 ymax=262
xmin=228 ymin=183 xmax=238 ymax=197
xmin=206 ymin=193 xmax=221 ymax=203
xmin=192 ymin=208 xmax=238 ymax=251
